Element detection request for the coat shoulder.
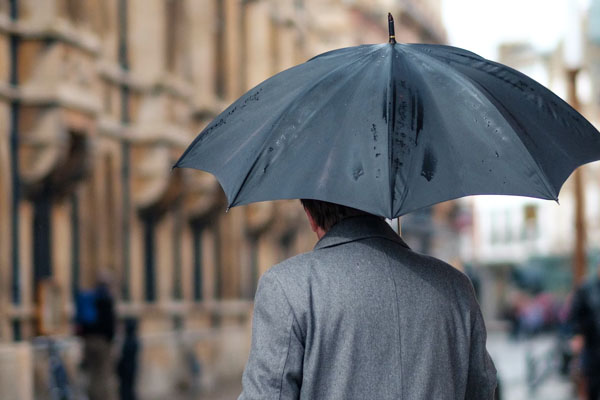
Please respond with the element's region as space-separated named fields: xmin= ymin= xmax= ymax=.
xmin=413 ymin=252 xmax=476 ymax=296
xmin=264 ymin=250 xmax=319 ymax=282
xmin=418 ymin=252 xmax=473 ymax=284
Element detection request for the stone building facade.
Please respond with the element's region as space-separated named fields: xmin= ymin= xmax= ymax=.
xmin=0 ymin=0 xmax=445 ymax=398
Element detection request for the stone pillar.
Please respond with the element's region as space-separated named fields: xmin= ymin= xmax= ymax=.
xmin=130 ymin=206 xmax=144 ymax=303
xmin=0 ymin=342 xmax=33 ymax=400
xmin=156 ymin=214 xmax=174 ymax=303
xmin=50 ymin=200 xmax=72 ymax=334
xmin=203 ymin=227 xmax=218 ymax=301
xmin=244 ymin=0 xmax=272 ymax=90
xmin=188 ymin=0 xmax=217 ymax=107
xmin=129 ymin=0 xmax=164 ymax=82
xmin=180 ymin=220 xmax=194 ymax=302
xmin=244 ymin=202 xmax=275 ymax=294
xmin=0 ymin=101 xmax=10 ymax=341
xmin=224 ymin=0 xmax=242 ymax=100
xmin=17 ymin=201 xmax=34 ymax=338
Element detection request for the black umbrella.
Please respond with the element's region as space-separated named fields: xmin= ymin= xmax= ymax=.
xmin=175 ymin=14 xmax=600 ymax=219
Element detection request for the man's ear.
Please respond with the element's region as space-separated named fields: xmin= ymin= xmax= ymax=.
xmin=303 ymin=207 xmax=319 ymax=234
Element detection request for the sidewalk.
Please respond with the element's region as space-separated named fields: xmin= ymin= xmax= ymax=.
xmin=163 ymin=378 xmax=242 ymax=400
xmin=166 ymin=332 xmax=575 ymax=400
xmin=487 ymin=331 xmax=575 ymax=400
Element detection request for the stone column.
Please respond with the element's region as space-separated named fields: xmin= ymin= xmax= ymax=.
xmin=0 ymin=100 xmax=10 ymax=341
xmin=0 ymin=342 xmax=33 ymax=400
xmin=224 ymin=0 xmax=242 ymax=100
xmin=244 ymin=0 xmax=272 ymax=90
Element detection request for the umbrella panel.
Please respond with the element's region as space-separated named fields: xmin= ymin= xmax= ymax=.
xmin=176 ymin=43 xmax=600 ymax=218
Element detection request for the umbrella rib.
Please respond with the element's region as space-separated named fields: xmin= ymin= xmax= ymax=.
xmin=228 ymin=46 xmax=385 ymax=208
xmin=386 ymin=46 xmax=397 ymax=218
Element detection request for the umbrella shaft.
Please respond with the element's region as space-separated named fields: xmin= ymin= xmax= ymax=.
xmin=388 ymin=13 xmax=396 ymax=44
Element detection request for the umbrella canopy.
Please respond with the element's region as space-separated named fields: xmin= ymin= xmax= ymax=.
xmin=175 ymin=16 xmax=600 ymax=219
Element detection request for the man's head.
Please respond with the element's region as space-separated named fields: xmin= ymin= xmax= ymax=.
xmin=300 ymin=199 xmax=374 ymax=238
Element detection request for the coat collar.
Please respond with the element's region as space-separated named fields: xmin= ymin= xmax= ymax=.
xmin=314 ymin=215 xmax=410 ymax=250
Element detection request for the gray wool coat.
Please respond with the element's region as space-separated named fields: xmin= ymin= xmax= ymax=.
xmin=239 ymin=216 xmax=497 ymax=400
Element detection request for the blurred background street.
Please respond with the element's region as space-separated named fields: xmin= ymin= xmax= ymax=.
xmin=2 ymin=0 xmax=600 ymax=399
xmin=489 ymin=332 xmax=574 ymax=400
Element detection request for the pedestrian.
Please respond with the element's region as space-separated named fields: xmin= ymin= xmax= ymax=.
xmin=238 ymin=200 xmax=497 ymax=399
xmin=76 ymin=275 xmax=117 ymax=400
xmin=117 ymin=318 xmax=140 ymax=400
xmin=569 ymin=275 xmax=600 ymax=400
xmin=171 ymin=13 xmax=598 ymax=400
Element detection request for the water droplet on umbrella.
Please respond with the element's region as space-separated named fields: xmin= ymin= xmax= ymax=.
xmin=421 ymin=148 xmax=437 ymax=182
xmin=371 ymin=124 xmax=378 ymax=141
xmin=495 ymin=151 xmax=499 ymax=158
xmin=353 ymin=167 xmax=364 ymax=181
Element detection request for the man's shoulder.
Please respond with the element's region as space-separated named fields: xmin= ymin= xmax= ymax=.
xmin=266 ymin=240 xmax=472 ymax=290
xmin=412 ymin=251 xmax=472 ymax=282
xmin=266 ymin=250 xmax=320 ymax=279
xmin=262 ymin=247 xmax=346 ymax=293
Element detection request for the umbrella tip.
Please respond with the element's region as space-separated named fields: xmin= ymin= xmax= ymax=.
xmin=388 ymin=12 xmax=396 ymax=44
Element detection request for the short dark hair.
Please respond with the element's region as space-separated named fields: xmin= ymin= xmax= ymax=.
xmin=300 ymin=199 xmax=372 ymax=231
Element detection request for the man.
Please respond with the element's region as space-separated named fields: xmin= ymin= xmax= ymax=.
xmin=239 ymin=200 xmax=497 ymax=399
xmin=77 ymin=278 xmax=117 ymax=400
xmin=570 ymin=277 xmax=600 ymax=400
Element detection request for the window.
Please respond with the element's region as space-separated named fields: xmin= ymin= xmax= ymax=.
xmin=192 ymin=222 xmax=204 ymax=301
xmin=143 ymin=213 xmax=157 ymax=302
xmin=172 ymin=207 xmax=183 ymax=300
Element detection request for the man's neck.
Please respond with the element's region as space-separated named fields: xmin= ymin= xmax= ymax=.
xmin=316 ymin=226 xmax=326 ymax=240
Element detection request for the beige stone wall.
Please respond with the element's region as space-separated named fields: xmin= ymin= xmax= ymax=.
xmin=0 ymin=342 xmax=33 ymax=400
xmin=0 ymin=0 xmax=446 ymax=397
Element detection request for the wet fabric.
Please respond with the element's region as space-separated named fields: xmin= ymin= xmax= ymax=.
xmin=175 ymin=43 xmax=600 ymax=218
xmin=238 ymin=216 xmax=497 ymax=399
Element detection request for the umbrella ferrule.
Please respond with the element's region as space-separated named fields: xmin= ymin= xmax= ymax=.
xmin=388 ymin=13 xmax=396 ymax=44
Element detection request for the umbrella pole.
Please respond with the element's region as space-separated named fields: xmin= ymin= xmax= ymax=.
xmin=388 ymin=13 xmax=396 ymax=44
